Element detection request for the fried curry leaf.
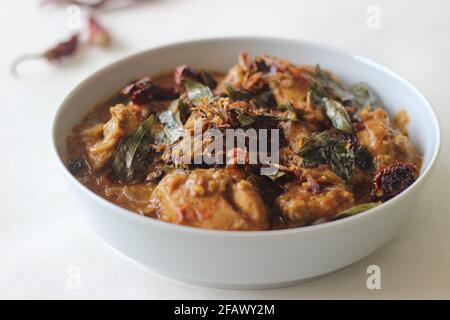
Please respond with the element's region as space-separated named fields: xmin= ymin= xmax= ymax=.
xmin=333 ymin=202 xmax=379 ymax=220
xmin=183 ymin=77 xmax=213 ymax=106
xmin=350 ymin=82 xmax=378 ymax=108
xmin=314 ymin=65 xmax=354 ymax=103
xmin=324 ymin=99 xmax=354 ymax=134
xmin=254 ymin=90 xmax=277 ymax=107
xmin=113 ymin=115 xmax=155 ymax=182
xmin=226 ymin=85 xmax=252 ymax=101
xmin=231 ymin=105 xmax=299 ymax=128
xmin=265 ymin=170 xmax=286 ymax=181
xmin=298 ymin=131 xmax=334 ymax=167
xmin=177 ymin=66 xmax=217 ymax=89
xmin=277 ymin=103 xmax=305 ymax=121
xmin=235 ymin=112 xmax=256 ymax=126
xmin=310 ymin=202 xmax=379 ymax=225
xmin=354 ymin=144 xmax=374 ymax=172
xmin=313 ymin=67 xmax=379 ymax=109
xmin=258 ymin=112 xmax=301 ymax=124
xmin=330 ymin=141 xmax=355 ymax=181
xmin=156 ymin=99 xmax=188 ymax=143
xmin=226 ymin=85 xmax=276 ymax=108
xmin=300 ymin=132 xmax=355 ymax=181
xmin=298 ymin=131 xmax=373 ymax=181
xmin=198 ymin=69 xmax=218 ymax=89
xmin=309 ymin=83 xmax=327 ymax=106
xmin=311 ymin=217 xmax=327 ymax=225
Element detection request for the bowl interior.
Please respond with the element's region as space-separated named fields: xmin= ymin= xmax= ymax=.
xmin=53 ymin=37 xmax=440 ymax=182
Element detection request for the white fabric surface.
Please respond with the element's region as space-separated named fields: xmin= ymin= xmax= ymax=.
xmin=0 ymin=0 xmax=449 ymax=299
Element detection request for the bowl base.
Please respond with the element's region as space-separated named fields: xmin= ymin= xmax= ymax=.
xmin=163 ymin=271 xmax=338 ymax=290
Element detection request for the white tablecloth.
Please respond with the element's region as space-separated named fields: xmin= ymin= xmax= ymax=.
xmin=1 ymin=0 xmax=449 ymax=299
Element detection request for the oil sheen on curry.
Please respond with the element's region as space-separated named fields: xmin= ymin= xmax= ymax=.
xmin=67 ymin=53 xmax=422 ymax=231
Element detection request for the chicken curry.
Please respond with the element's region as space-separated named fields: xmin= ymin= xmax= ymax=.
xmin=67 ymin=53 xmax=422 ymax=231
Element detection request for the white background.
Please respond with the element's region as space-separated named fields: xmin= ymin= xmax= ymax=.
xmin=0 ymin=0 xmax=449 ymax=299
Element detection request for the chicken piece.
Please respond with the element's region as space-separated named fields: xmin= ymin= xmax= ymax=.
xmin=86 ymin=103 xmax=140 ymax=171
xmin=217 ymin=53 xmax=313 ymax=107
xmin=356 ymin=107 xmax=422 ymax=170
xmin=279 ymin=111 xmax=331 ymax=167
xmin=265 ymin=69 xmax=310 ymax=106
xmin=277 ymin=167 xmax=354 ymax=226
xmin=280 ymin=121 xmax=312 ymax=153
xmin=279 ymin=122 xmax=312 ymax=168
xmin=151 ymin=169 xmax=269 ymax=230
xmin=349 ymin=167 xmax=373 ymax=203
xmin=393 ymin=109 xmax=410 ymax=136
xmin=258 ymin=55 xmax=314 ymax=106
xmin=215 ymin=52 xmax=253 ymax=94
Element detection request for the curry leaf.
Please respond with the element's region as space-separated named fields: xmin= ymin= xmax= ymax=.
xmin=113 ymin=115 xmax=155 ymax=182
xmin=277 ymin=103 xmax=305 ymax=120
xmin=294 ymin=114 xmax=373 ymax=180
xmin=195 ymin=69 xmax=218 ymax=89
xmin=226 ymin=85 xmax=276 ymax=108
xmin=311 ymin=217 xmax=327 ymax=225
xmin=314 ymin=67 xmax=378 ymax=108
xmin=226 ymin=85 xmax=252 ymax=101
xmin=236 ymin=112 xmax=255 ymax=126
xmin=315 ymin=65 xmax=354 ymax=102
xmin=312 ymin=202 xmax=379 ymax=225
xmin=333 ymin=202 xmax=379 ymax=220
xmin=354 ymin=144 xmax=374 ymax=172
xmin=298 ymin=131 xmax=367 ymax=181
xmin=265 ymin=170 xmax=286 ymax=181
xmin=324 ymin=99 xmax=354 ymax=134
xmin=330 ymin=141 xmax=355 ymax=181
xmin=178 ymin=66 xmax=217 ymax=89
xmin=259 ymin=114 xmax=296 ymax=124
xmin=298 ymin=131 xmax=334 ymax=167
xmin=183 ymin=77 xmax=213 ymax=107
xmin=254 ymin=90 xmax=276 ymax=107
xmin=309 ymin=84 xmax=327 ymax=106
xmin=157 ymin=99 xmax=188 ymax=143
xmin=350 ymin=82 xmax=378 ymax=108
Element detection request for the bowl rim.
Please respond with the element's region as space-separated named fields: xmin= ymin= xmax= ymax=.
xmin=51 ymin=36 xmax=442 ymax=238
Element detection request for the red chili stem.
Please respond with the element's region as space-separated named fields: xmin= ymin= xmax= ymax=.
xmin=10 ymin=54 xmax=43 ymax=75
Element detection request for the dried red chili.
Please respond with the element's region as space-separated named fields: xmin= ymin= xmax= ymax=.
xmin=11 ymin=34 xmax=79 ymax=75
xmin=121 ymin=77 xmax=179 ymax=105
xmin=88 ymin=15 xmax=111 ymax=47
xmin=371 ymin=162 xmax=417 ymax=200
xmin=43 ymin=34 xmax=79 ymax=61
xmin=41 ymin=0 xmax=108 ymax=9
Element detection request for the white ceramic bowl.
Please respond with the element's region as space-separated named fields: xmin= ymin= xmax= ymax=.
xmin=52 ymin=37 xmax=440 ymax=289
